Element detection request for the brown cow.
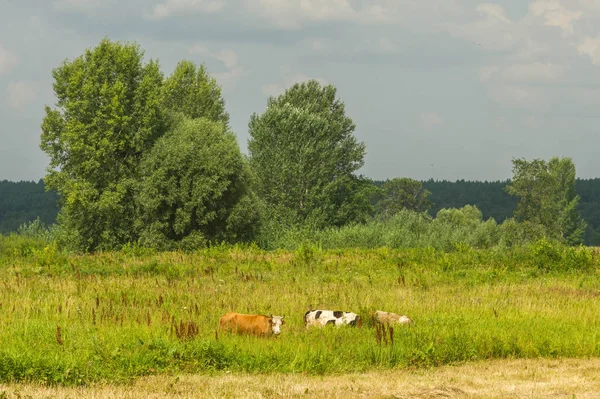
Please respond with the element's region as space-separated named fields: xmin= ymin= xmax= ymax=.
xmin=216 ymin=312 xmax=285 ymax=340
xmin=374 ymin=310 xmax=413 ymax=326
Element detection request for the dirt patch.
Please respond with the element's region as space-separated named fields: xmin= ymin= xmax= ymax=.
xmin=1 ymin=358 xmax=600 ymax=398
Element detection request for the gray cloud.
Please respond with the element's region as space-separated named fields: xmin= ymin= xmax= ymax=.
xmin=1 ymin=0 xmax=600 ymax=183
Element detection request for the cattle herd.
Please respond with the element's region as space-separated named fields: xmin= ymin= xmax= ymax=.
xmin=216 ymin=309 xmax=413 ymax=339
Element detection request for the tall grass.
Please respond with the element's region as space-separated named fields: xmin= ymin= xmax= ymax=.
xmin=0 ymin=238 xmax=599 ymax=386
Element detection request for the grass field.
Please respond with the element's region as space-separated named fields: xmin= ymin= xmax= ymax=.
xmin=1 ymin=241 xmax=600 ymax=387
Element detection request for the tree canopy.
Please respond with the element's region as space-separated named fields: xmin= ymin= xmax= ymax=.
xmin=247 ymin=80 xmax=372 ymax=228
xmin=505 ymin=157 xmax=587 ymax=244
xmin=162 ymin=60 xmax=230 ymax=126
xmin=40 ymin=38 xmax=165 ymax=250
xmin=39 ymin=38 xmax=253 ymax=251
xmin=135 ymin=116 xmax=259 ymax=249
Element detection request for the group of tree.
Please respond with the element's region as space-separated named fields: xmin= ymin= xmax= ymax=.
xmin=0 ymin=37 xmax=593 ymax=251
xmin=0 ymin=180 xmax=59 ymax=234
xmin=373 ymin=157 xmax=588 ymax=245
xmin=418 ymin=176 xmax=600 ymax=245
xmin=38 ymin=38 xmax=373 ymax=251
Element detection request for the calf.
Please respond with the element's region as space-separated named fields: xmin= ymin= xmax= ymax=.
xmin=304 ymin=309 xmax=362 ymax=328
xmin=373 ymin=310 xmax=413 ymax=326
xmin=216 ymin=312 xmax=285 ymax=339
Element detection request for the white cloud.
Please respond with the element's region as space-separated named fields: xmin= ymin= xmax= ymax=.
xmin=311 ymin=39 xmax=326 ymax=52
xmin=247 ymin=0 xmax=457 ymax=29
xmin=148 ymin=0 xmax=224 ymax=20
xmin=252 ymin=0 xmax=356 ymax=29
xmin=188 ymin=44 xmax=246 ymax=92
xmin=446 ymin=1 xmax=600 ymax=109
xmin=445 ymin=3 xmax=519 ymax=52
xmin=476 ymin=3 xmax=511 ymax=24
xmin=578 ymin=37 xmax=600 ymax=65
xmin=418 ymin=112 xmax=444 ymax=130
xmin=0 ymin=44 xmax=19 ymax=75
xmin=528 ymin=0 xmax=582 ymax=35
xmin=53 ymin=0 xmax=96 ymax=8
xmin=262 ymin=72 xmax=328 ymax=97
xmin=377 ymin=37 xmax=396 ymax=54
xmin=7 ymin=81 xmax=37 ymax=111
xmin=483 ymin=62 xmax=564 ymax=83
xmin=485 ymin=84 xmax=550 ymax=109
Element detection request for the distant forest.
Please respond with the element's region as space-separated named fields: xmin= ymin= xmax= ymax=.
xmin=373 ymin=178 xmax=600 ymax=246
xmin=2 ymin=178 xmax=600 ymax=245
xmin=0 ymin=180 xmax=59 ymax=234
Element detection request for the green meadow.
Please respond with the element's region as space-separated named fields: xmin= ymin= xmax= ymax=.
xmin=0 ymin=237 xmax=599 ymax=386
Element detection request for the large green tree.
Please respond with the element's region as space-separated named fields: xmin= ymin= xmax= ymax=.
xmin=247 ymin=80 xmax=372 ymax=228
xmin=135 ymin=116 xmax=260 ymax=250
xmin=505 ymin=156 xmax=587 ymax=244
xmin=40 ymin=38 xmax=166 ymax=251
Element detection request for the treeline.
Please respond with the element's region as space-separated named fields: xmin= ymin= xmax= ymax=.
xmin=5 ymin=177 xmax=600 ymax=246
xmin=0 ymin=180 xmax=59 ymax=234
xmin=422 ymin=178 xmax=600 ymax=246
xmin=0 ymin=37 xmax=594 ymax=251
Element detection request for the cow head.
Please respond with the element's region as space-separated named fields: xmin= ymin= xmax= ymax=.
xmin=269 ymin=315 xmax=285 ymax=335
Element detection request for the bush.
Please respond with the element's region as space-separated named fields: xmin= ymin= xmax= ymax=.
xmin=256 ymin=206 xmax=506 ymax=251
xmin=527 ymin=238 xmax=594 ymax=272
xmin=17 ymin=217 xmax=55 ymax=242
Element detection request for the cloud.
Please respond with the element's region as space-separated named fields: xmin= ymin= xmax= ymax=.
xmin=578 ymin=37 xmax=600 ymax=65
xmin=188 ymin=44 xmax=246 ymax=92
xmin=476 ymin=3 xmax=511 ymax=24
xmin=481 ymin=62 xmax=564 ymax=83
xmin=248 ymin=0 xmax=417 ymax=29
xmin=445 ymin=3 xmax=518 ymax=52
xmin=253 ymin=0 xmax=355 ymax=28
xmin=444 ymin=1 xmax=600 ymax=109
xmin=485 ymin=84 xmax=550 ymax=109
xmin=7 ymin=81 xmax=37 ymax=111
xmin=148 ymin=0 xmax=225 ymax=20
xmin=261 ymin=72 xmax=328 ymax=97
xmin=418 ymin=112 xmax=444 ymax=130
xmin=53 ymin=0 xmax=97 ymax=8
xmin=528 ymin=0 xmax=582 ymax=35
xmin=311 ymin=39 xmax=326 ymax=52
xmin=377 ymin=37 xmax=396 ymax=54
xmin=0 ymin=43 xmax=19 ymax=75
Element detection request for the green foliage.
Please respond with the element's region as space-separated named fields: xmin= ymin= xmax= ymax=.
xmin=38 ymin=39 xmax=249 ymax=253
xmin=418 ymin=179 xmax=516 ymax=224
xmin=248 ymin=80 xmax=372 ymax=229
xmin=528 ymin=238 xmax=594 ymax=272
xmin=497 ymin=218 xmax=548 ymax=248
xmin=162 ymin=60 xmax=230 ymax=126
xmin=0 ymin=234 xmax=48 ymax=259
xmin=259 ymin=206 xmax=504 ymax=251
xmin=40 ymin=37 xmax=166 ymax=251
xmin=0 ymin=179 xmax=59 ymax=234
xmin=135 ymin=116 xmax=260 ymax=250
xmin=506 ymin=157 xmax=587 ymax=245
xmin=375 ymin=177 xmax=433 ymax=217
xmin=17 ymin=217 xmax=55 ymax=242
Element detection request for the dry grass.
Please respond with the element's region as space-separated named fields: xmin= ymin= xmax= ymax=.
xmin=1 ymin=358 xmax=600 ymax=398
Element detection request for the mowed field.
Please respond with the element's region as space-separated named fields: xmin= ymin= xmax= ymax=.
xmin=2 ymin=358 xmax=600 ymax=398
xmin=1 ymin=243 xmax=600 ymax=395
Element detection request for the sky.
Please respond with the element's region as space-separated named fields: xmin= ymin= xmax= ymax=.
xmin=1 ymin=0 xmax=600 ymax=183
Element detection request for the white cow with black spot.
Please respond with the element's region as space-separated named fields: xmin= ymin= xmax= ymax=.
xmin=304 ymin=309 xmax=362 ymax=328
